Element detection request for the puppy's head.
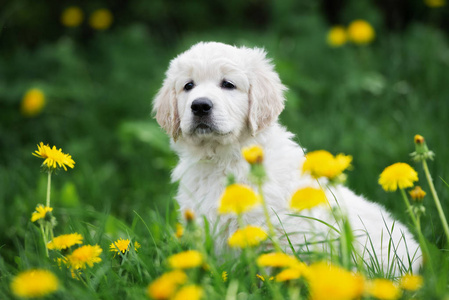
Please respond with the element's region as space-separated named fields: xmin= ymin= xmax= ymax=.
xmin=153 ymin=42 xmax=286 ymax=143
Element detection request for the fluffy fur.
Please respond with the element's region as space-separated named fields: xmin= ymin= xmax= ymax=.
xmin=153 ymin=42 xmax=422 ymax=273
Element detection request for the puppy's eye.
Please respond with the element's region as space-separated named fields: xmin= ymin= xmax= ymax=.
xmin=221 ymin=80 xmax=236 ymax=90
xmin=184 ymin=81 xmax=195 ymax=91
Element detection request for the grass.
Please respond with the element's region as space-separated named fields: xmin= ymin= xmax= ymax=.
xmin=1 ymin=4 xmax=449 ymax=298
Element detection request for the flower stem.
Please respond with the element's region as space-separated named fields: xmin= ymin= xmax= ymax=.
xmin=46 ymin=171 xmax=52 ymax=207
xmin=40 ymin=224 xmax=49 ymax=257
xmin=422 ymin=160 xmax=449 ymax=245
xmin=257 ymin=182 xmax=282 ymax=253
xmin=400 ymin=188 xmax=432 ymax=273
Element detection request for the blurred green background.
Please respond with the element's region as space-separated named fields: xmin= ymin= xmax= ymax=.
xmin=1 ymin=0 xmax=448 ymax=262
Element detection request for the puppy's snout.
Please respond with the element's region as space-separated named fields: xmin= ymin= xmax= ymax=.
xmin=191 ymin=98 xmax=213 ymax=117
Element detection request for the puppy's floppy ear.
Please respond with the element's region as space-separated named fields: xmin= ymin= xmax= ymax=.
xmin=152 ymin=79 xmax=181 ymax=141
xmin=247 ymin=48 xmax=287 ymax=135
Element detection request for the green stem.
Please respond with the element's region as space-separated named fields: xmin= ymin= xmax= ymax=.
xmin=422 ymin=160 xmax=449 ymax=246
xmin=40 ymin=224 xmax=49 ymax=257
xmin=46 ymin=171 xmax=52 ymax=207
xmin=257 ymin=182 xmax=282 ymax=253
xmin=400 ymin=188 xmax=433 ymax=274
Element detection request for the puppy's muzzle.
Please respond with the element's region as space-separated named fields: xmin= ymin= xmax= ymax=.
xmin=191 ymin=98 xmax=213 ymax=117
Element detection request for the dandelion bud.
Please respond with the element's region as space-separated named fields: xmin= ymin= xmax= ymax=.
xmin=409 ymin=186 xmax=426 ymax=202
xmin=410 ymin=134 xmax=435 ymax=162
xmin=184 ymin=209 xmax=195 ymax=222
xmin=414 ymin=134 xmax=425 ymax=145
xmin=242 ymin=145 xmax=264 ymax=164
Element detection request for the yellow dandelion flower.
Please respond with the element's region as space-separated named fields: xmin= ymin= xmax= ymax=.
xmin=147 ymin=270 xmax=187 ymax=300
xmin=305 ymin=262 xmax=364 ymax=300
xmin=366 ymin=278 xmax=402 ymax=300
xmin=399 ymin=274 xmax=423 ymax=291
xmin=47 ymin=233 xmax=83 ymax=250
xmin=424 ymin=0 xmax=446 ymax=7
xmin=184 ymin=209 xmax=195 ymax=222
xmin=33 ymin=142 xmax=75 ymax=171
xmin=256 ymin=252 xmax=298 ymax=268
xmin=409 ymin=186 xmax=426 ymax=202
xmin=109 ymin=238 xmax=141 ymax=254
xmin=302 ymin=150 xmax=352 ymax=180
xmin=61 ymin=6 xmax=84 ymax=27
xmin=242 ymin=145 xmax=264 ymax=164
xmin=347 ymin=19 xmax=376 ymax=45
xmin=379 ymin=163 xmax=418 ymax=192
xmin=218 ymin=184 xmax=260 ymax=215
xmin=10 ymin=269 xmax=59 ymax=298
xmin=175 ymin=223 xmax=184 ymax=238
xmin=327 ymin=26 xmax=347 ymax=47
xmin=275 ymin=261 xmax=309 ymax=282
xmin=222 ymin=271 xmax=228 ymax=282
xmin=89 ymin=9 xmax=113 ymax=30
xmin=31 ymin=204 xmax=53 ymax=222
xmin=21 ymin=88 xmax=46 ymax=117
xmin=290 ymin=187 xmax=327 ymax=212
xmin=256 ymin=274 xmax=274 ymax=281
xmin=168 ymin=250 xmax=203 ymax=269
xmin=228 ymin=225 xmax=268 ymax=248
xmin=66 ymin=244 xmax=102 ymax=269
xmin=172 ymin=285 xmax=203 ymax=300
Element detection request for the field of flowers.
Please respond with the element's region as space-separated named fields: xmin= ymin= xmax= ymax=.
xmin=1 ymin=0 xmax=449 ymax=299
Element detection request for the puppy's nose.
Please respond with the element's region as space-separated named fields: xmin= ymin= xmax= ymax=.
xmin=191 ymin=98 xmax=213 ymax=117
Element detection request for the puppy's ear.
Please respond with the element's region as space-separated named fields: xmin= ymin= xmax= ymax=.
xmin=152 ymin=79 xmax=181 ymax=141
xmin=247 ymin=48 xmax=287 ymax=135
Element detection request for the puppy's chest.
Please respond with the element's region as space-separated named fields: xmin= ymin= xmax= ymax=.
xmin=175 ymin=159 xmax=249 ymax=212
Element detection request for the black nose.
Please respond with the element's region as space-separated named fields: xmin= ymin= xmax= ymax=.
xmin=191 ymin=98 xmax=213 ymax=117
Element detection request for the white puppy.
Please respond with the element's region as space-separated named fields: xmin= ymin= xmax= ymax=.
xmin=153 ymin=42 xmax=421 ymax=274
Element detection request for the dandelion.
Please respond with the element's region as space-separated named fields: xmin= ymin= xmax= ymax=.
xmin=228 ymin=225 xmax=268 ymax=248
xmin=366 ymin=278 xmax=402 ymax=300
xmin=399 ymin=274 xmax=423 ymax=291
xmin=10 ymin=269 xmax=59 ymax=298
xmin=290 ymin=187 xmax=327 ymax=212
xmin=256 ymin=252 xmax=298 ymax=268
xmin=222 ymin=271 xmax=228 ymax=282
xmin=347 ymin=19 xmax=375 ymax=45
xmin=302 ymin=150 xmax=352 ymax=181
xmin=109 ymin=238 xmax=140 ymax=255
xmin=256 ymin=274 xmax=274 ymax=281
xmin=218 ymin=184 xmax=260 ymax=215
xmin=31 ymin=205 xmax=53 ymax=222
xmin=409 ymin=186 xmax=426 ymax=202
xmin=89 ymin=9 xmax=113 ymax=30
xmin=305 ymin=262 xmax=364 ymax=300
xmin=275 ymin=261 xmax=309 ymax=282
xmin=66 ymin=244 xmax=102 ymax=269
xmin=175 ymin=223 xmax=184 ymax=238
xmin=47 ymin=233 xmax=83 ymax=250
xmin=20 ymin=88 xmax=46 ymax=117
xmin=184 ymin=209 xmax=195 ymax=222
xmin=147 ymin=270 xmax=187 ymax=300
xmin=242 ymin=145 xmax=264 ymax=164
xmin=424 ymin=0 xmax=446 ymax=7
xmin=168 ymin=250 xmax=203 ymax=269
xmin=61 ymin=6 xmax=84 ymax=27
xmin=33 ymin=142 xmax=75 ymax=172
xmin=172 ymin=285 xmax=203 ymax=300
xmin=327 ymin=26 xmax=347 ymax=47
xmin=378 ymin=163 xmax=418 ymax=192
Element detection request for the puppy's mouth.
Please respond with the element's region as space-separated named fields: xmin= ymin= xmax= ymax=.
xmin=195 ymin=123 xmax=214 ymax=135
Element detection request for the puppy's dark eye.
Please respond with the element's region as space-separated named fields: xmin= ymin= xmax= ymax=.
xmin=221 ymin=80 xmax=236 ymax=90
xmin=184 ymin=81 xmax=195 ymax=91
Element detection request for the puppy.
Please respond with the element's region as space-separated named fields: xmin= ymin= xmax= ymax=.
xmin=153 ymin=42 xmax=421 ymax=274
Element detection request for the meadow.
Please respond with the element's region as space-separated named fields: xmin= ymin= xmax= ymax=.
xmin=1 ymin=0 xmax=449 ymax=299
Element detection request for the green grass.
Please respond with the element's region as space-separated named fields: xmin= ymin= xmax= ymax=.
xmin=1 ymin=3 xmax=449 ymax=298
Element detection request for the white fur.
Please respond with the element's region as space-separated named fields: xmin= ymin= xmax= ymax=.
xmin=153 ymin=42 xmax=422 ymax=273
